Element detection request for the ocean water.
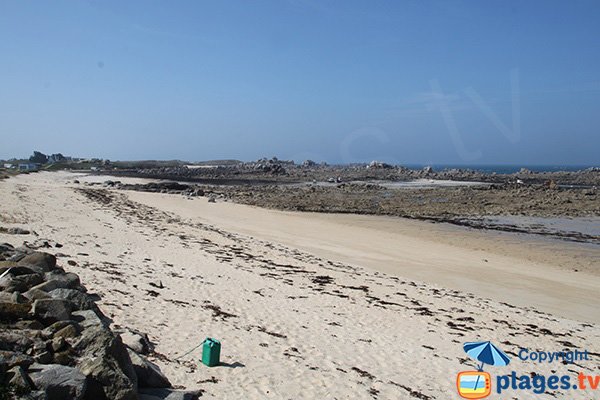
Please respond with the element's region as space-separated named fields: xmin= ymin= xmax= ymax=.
xmin=403 ymin=165 xmax=597 ymax=174
xmin=480 ymin=216 xmax=600 ymax=238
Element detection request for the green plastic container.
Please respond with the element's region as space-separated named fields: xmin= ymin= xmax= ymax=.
xmin=202 ymin=338 xmax=221 ymax=367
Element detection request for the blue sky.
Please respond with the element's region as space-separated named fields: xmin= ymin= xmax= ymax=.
xmin=1 ymin=0 xmax=599 ymax=165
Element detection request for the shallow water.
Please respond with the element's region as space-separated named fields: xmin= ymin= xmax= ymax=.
xmin=480 ymin=215 xmax=600 ymax=238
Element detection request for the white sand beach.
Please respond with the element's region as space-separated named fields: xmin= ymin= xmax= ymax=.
xmin=1 ymin=171 xmax=598 ymax=399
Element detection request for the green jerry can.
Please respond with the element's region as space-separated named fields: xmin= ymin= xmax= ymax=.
xmin=202 ymin=338 xmax=221 ymax=367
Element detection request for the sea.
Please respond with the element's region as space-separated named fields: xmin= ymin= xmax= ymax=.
xmin=402 ymin=165 xmax=597 ymax=174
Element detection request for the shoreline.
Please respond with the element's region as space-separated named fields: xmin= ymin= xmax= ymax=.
xmin=85 ymin=172 xmax=600 ymax=244
xmin=125 ymin=189 xmax=599 ymax=324
xmin=1 ymin=171 xmax=599 ymax=398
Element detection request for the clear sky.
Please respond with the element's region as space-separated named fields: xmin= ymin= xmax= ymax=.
xmin=1 ymin=1 xmax=599 ymax=165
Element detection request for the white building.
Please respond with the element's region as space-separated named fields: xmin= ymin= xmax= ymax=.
xmin=18 ymin=163 xmax=40 ymax=171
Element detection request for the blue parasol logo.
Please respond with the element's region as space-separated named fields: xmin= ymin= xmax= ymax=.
xmin=463 ymin=341 xmax=511 ymax=371
xmin=456 ymin=341 xmax=511 ymax=399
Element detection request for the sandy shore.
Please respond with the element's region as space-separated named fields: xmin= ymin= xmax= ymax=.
xmin=1 ymin=171 xmax=599 ymax=399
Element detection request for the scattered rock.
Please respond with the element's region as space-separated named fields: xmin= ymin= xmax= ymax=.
xmin=14 ymin=319 xmax=44 ymax=330
xmin=24 ymin=287 xmax=53 ymax=301
xmin=0 ymin=301 xmax=32 ymax=320
xmin=49 ymin=288 xmax=98 ymax=311
xmin=31 ymin=299 xmax=72 ymax=323
xmin=120 ymin=329 xmax=153 ymax=355
xmin=75 ymin=326 xmax=138 ymax=400
xmin=54 ymin=324 xmax=79 ymax=339
xmin=7 ymin=227 xmax=31 ymax=235
xmin=29 ymin=363 xmax=89 ymax=400
xmin=34 ymin=351 xmax=53 ymax=364
xmin=0 ymin=246 xmax=198 ymax=399
xmin=0 ymin=273 xmax=44 ymax=292
xmin=18 ymin=252 xmax=57 ymax=272
xmin=0 ymin=331 xmax=34 ymax=353
xmin=43 ymin=271 xmax=81 ymax=289
xmin=1 ymin=350 xmax=35 ymax=369
xmin=42 ymin=320 xmax=78 ymax=338
xmin=7 ymin=365 xmax=35 ymax=392
xmin=71 ymin=309 xmax=107 ymax=330
xmin=128 ymin=349 xmax=171 ymax=388
xmin=53 ymin=349 xmax=75 ymax=366
xmin=51 ymin=336 xmax=68 ymax=352
xmin=30 ymin=277 xmax=77 ymax=292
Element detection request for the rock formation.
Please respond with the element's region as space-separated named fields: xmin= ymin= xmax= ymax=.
xmin=0 ymin=243 xmax=201 ymax=399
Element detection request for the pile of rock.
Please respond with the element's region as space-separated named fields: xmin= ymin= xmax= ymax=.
xmin=366 ymin=160 xmax=393 ymax=169
xmin=96 ymin=181 xmax=206 ymax=198
xmin=0 ymin=243 xmax=201 ymax=399
xmin=250 ymin=158 xmax=288 ymax=175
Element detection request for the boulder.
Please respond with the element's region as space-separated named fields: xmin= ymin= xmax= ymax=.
xmin=0 ymin=291 xmax=14 ymax=302
xmin=128 ymin=349 xmax=171 ymax=388
xmin=54 ymin=324 xmax=79 ymax=339
xmin=24 ymin=391 xmax=48 ymax=400
xmin=34 ymin=351 xmax=53 ymax=364
xmin=0 ymin=242 xmax=14 ymax=252
xmin=14 ymin=319 xmax=44 ymax=330
xmin=31 ymin=299 xmax=72 ymax=323
xmin=13 ymin=291 xmax=29 ymax=303
xmin=30 ymin=278 xmax=73 ymax=293
xmin=42 ymin=320 xmax=79 ymax=338
xmin=24 ymin=287 xmax=52 ymax=301
xmin=7 ymin=227 xmax=31 ymax=234
xmin=75 ymin=326 xmax=137 ymax=400
xmin=0 ymin=301 xmax=32 ymax=320
xmin=72 ymin=309 xmax=107 ymax=330
xmin=7 ymin=365 xmax=35 ymax=392
xmin=0 ymin=261 xmax=18 ymax=269
xmin=29 ymin=271 xmax=81 ymax=293
xmin=18 ymin=252 xmax=57 ymax=272
xmin=0 ymin=273 xmax=44 ymax=292
xmin=44 ymin=271 xmax=81 ymax=288
xmin=51 ymin=337 xmax=68 ymax=352
xmin=2 ymin=265 xmax=41 ymax=276
xmin=0 ymin=331 xmax=34 ymax=352
xmin=120 ymin=329 xmax=153 ymax=355
xmin=0 ymin=350 xmax=34 ymax=369
xmin=49 ymin=288 xmax=97 ymax=311
xmin=7 ymin=254 xmax=27 ymax=264
xmin=29 ymin=363 xmax=88 ymax=400
xmin=53 ymin=349 xmax=75 ymax=366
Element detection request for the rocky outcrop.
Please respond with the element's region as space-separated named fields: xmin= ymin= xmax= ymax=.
xmin=103 ymin=158 xmax=600 ymax=187
xmin=101 ymin=182 xmax=206 ymax=198
xmin=0 ymin=243 xmax=202 ymax=399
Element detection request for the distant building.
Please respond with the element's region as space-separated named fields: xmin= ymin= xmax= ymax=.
xmin=18 ymin=163 xmax=40 ymax=171
xmin=3 ymin=163 xmax=15 ymax=169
